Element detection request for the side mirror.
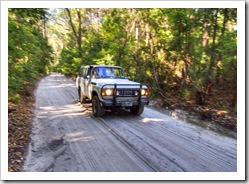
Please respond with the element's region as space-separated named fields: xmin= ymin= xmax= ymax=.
xmin=84 ymin=75 xmax=90 ymax=79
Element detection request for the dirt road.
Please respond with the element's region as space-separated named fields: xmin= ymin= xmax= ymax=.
xmin=23 ymin=73 xmax=237 ymax=172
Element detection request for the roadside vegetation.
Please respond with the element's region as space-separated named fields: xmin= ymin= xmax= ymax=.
xmin=8 ymin=9 xmax=53 ymax=105
xmin=8 ymin=8 xmax=237 ymax=171
xmin=50 ymin=8 xmax=237 ymax=129
xmin=8 ymin=9 xmax=53 ymax=171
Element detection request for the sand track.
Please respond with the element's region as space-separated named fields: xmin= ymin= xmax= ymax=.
xmin=23 ymin=73 xmax=237 ymax=172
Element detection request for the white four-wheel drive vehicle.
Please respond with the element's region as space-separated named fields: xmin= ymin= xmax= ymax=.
xmin=76 ymin=65 xmax=151 ymax=117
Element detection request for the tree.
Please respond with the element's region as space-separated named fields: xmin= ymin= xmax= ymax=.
xmin=8 ymin=8 xmax=53 ymax=103
xmin=50 ymin=8 xmax=237 ymax=110
xmin=66 ymin=8 xmax=83 ymax=58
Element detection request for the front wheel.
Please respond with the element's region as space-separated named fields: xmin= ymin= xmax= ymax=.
xmin=92 ymin=96 xmax=104 ymax=117
xmin=130 ymin=104 xmax=144 ymax=116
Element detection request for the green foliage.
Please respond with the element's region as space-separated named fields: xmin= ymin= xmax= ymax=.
xmin=57 ymin=47 xmax=78 ymax=75
xmin=8 ymin=9 xmax=53 ymax=104
xmin=51 ymin=8 xmax=237 ymax=108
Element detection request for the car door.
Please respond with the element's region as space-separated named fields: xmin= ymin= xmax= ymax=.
xmin=78 ymin=67 xmax=85 ymax=94
xmin=83 ymin=67 xmax=92 ymax=99
xmin=76 ymin=67 xmax=83 ymax=89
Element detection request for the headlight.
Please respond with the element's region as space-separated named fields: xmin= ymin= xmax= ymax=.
xmin=141 ymin=89 xmax=150 ymax=96
xmin=106 ymin=89 xmax=112 ymax=95
xmin=141 ymin=89 xmax=146 ymax=95
xmin=101 ymin=89 xmax=113 ymax=96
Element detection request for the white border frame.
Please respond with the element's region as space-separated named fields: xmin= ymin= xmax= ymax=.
xmin=1 ymin=0 xmax=245 ymax=181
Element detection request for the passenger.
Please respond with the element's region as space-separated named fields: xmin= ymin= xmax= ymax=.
xmin=92 ymin=69 xmax=99 ymax=78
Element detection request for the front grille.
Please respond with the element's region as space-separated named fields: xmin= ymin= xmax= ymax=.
xmin=117 ymin=90 xmax=138 ymax=96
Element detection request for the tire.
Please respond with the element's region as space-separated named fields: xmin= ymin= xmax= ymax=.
xmin=79 ymin=88 xmax=86 ymax=103
xmin=92 ymin=96 xmax=104 ymax=117
xmin=130 ymin=104 xmax=144 ymax=116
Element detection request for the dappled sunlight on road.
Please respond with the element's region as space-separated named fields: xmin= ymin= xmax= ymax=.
xmin=42 ymin=83 xmax=75 ymax=88
xmin=140 ymin=117 xmax=164 ymax=124
xmin=66 ymin=131 xmax=95 ymax=143
xmin=37 ymin=104 xmax=86 ymax=118
xmin=24 ymin=73 xmax=237 ymax=173
xmin=69 ymin=136 xmax=95 ymax=143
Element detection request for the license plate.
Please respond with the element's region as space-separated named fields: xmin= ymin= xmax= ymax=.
xmin=121 ymin=102 xmax=133 ymax=107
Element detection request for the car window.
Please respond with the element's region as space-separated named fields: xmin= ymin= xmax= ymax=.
xmin=82 ymin=68 xmax=86 ymax=76
xmin=92 ymin=67 xmax=126 ymax=79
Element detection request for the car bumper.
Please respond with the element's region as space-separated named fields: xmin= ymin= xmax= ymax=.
xmin=101 ymin=99 xmax=149 ymax=107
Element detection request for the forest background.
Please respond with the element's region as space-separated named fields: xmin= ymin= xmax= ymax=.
xmin=8 ymin=8 xmax=237 ymax=115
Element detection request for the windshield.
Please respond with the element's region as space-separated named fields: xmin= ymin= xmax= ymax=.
xmin=92 ymin=67 xmax=127 ymax=79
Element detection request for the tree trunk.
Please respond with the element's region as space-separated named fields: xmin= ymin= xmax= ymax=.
xmin=66 ymin=8 xmax=82 ymax=58
xmin=145 ymin=22 xmax=150 ymax=47
xmin=76 ymin=8 xmax=82 ymax=58
xmin=216 ymin=9 xmax=228 ymax=85
xmin=206 ymin=9 xmax=219 ymax=95
xmin=195 ymin=91 xmax=205 ymax=105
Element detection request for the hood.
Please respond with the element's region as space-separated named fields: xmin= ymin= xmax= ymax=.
xmin=92 ymin=78 xmax=146 ymax=88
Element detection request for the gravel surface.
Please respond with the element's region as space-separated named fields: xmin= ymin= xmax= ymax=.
xmin=22 ymin=73 xmax=237 ymax=172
